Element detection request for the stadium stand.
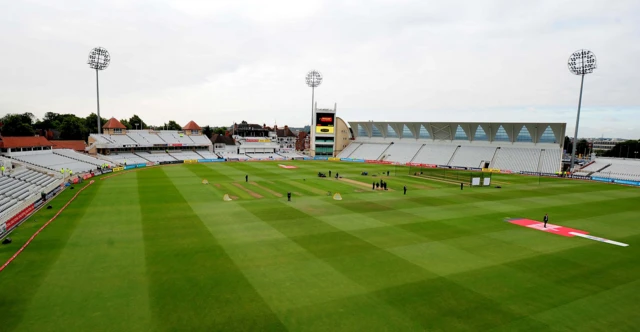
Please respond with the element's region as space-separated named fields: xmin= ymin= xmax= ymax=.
xmin=278 ymin=151 xmax=309 ymax=160
xmin=168 ymin=151 xmax=202 ymax=161
xmin=336 ymin=142 xmax=361 ymax=158
xmin=587 ymin=158 xmax=640 ymax=181
xmin=224 ymin=154 xmax=250 ymax=161
xmin=539 ymin=148 xmax=563 ymax=174
xmin=158 ymin=131 xmax=194 ymax=145
xmin=11 ymin=151 xmax=99 ymax=173
xmin=449 ymin=146 xmax=497 ymax=168
xmin=108 ymin=152 xmax=149 ymax=164
xmin=379 ymin=143 xmax=423 ymax=163
xmin=246 ymin=153 xmax=285 ymax=160
xmin=411 ymin=144 xmax=458 ymax=165
xmin=347 ymin=143 xmax=391 ymax=160
xmin=344 ymin=122 xmax=566 ymax=173
xmin=53 ymin=149 xmax=115 ymax=167
xmin=0 ymin=169 xmax=59 ymax=216
xmin=195 ymin=151 xmax=221 ymax=159
xmin=491 ymin=148 xmax=541 ymax=173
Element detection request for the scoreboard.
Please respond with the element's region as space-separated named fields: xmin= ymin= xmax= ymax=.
xmin=315 ymin=112 xmax=335 ymax=134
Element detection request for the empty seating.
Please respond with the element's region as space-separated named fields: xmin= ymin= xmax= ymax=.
xmin=539 ymin=149 xmax=562 ymax=173
xmin=246 ymin=153 xmax=285 ymax=160
xmin=11 ymin=152 xmax=97 ymax=173
xmin=411 ymin=144 xmax=458 ymax=165
xmin=589 ymin=158 xmax=640 ymax=181
xmin=108 ymin=153 xmax=148 ymax=164
xmin=278 ymin=152 xmax=308 ymax=159
xmin=196 ymin=151 xmax=221 ymax=159
xmin=348 ymin=143 xmax=391 ymax=160
xmin=0 ymin=168 xmax=61 ymax=215
xmin=379 ymin=143 xmax=423 ymax=163
xmin=168 ymin=152 xmax=202 ymax=161
xmin=492 ymin=148 xmax=541 ymax=172
xmin=336 ymin=143 xmax=361 ymax=158
xmin=449 ymin=146 xmax=497 ymax=168
xmin=54 ymin=149 xmax=114 ymax=167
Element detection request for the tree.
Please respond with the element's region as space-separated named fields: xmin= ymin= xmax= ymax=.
xmin=60 ymin=116 xmax=88 ymax=140
xmin=84 ymin=113 xmax=109 ymax=134
xmin=166 ymin=120 xmax=182 ymax=130
xmin=34 ymin=112 xmax=63 ymax=131
xmin=563 ymin=136 xmax=572 ymax=153
xmin=0 ymin=113 xmax=36 ymax=136
xmin=213 ymin=126 xmax=227 ymax=135
xmin=129 ymin=115 xmax=147 ymax=129
xmin=202 ymin=125 xmax=213 ymax=138
xmin=120 ymin=119 xmax=133 ymax=130
xmin=604 ymin=140 xmax=640 ymax=158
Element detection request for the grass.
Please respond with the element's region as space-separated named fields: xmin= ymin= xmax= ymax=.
xmin=0 ymin=161 xmax=638 ymax=331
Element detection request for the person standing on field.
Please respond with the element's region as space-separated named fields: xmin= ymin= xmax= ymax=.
xmin=543 ymin=213 xmax=549 ymax=228
xmin=403 ymin=185 xmax=407 ymax=195
xmin=245 ymin=174 xmax=248 ymax=182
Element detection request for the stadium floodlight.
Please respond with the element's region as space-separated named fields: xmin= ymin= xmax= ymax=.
xmin=87 ymin=47 xmax=111 ymax=134
xmin=305 ymin=70 xmax=323 ymax=132
xmin=567 ymin=49 xmax=597 ymax=173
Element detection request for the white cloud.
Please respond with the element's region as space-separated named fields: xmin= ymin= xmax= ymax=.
xmin=0 ymin=0 xmax=639 ymax=138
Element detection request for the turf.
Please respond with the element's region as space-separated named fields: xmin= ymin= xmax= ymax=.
xmin=0 ymin=161 xmax=638 ymax=331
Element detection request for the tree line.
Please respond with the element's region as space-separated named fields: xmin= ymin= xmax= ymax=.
xmin=564 ymin=136 xmax=640 ymax=158
xmin=0 ymin=112 xmax=226 ymax=141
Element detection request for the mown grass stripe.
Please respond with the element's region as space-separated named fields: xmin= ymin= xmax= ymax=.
xmin=15 ymin=176 xmax=152 ymax=332
xmin=138 ymin=167 xmax=285 ymax=331
xmin=0 ymin=181 xmax=98 ymax=332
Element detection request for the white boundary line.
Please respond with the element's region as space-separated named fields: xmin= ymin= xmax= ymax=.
xmin=569 ymin=232 xmax=629 ymax=247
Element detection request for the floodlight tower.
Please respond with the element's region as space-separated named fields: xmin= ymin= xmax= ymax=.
xmin=567 ymin=49 xmax=597 ymax=173
xmin=306 ymin=70 xmax=323 ymax=132
xmin=87 ymin=47 xmax=111 ymax=134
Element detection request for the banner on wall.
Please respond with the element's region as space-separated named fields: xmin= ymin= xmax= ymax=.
xmin=113 ymin=167 xmax=124 ymax=172
xmin=5 ymin=204 xmax=35 ymax=230
xmin=328 ymin=157 xmax=341 ymax=161
xmin=184 ymin=159 xmax=198 ymax=164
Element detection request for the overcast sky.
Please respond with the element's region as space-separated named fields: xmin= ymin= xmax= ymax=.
xmin=1 ymin=0 xmax=639 ymax=138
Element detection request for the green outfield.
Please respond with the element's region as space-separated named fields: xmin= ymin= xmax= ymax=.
xmin=0 ymin=161 xmax=638 ymax=331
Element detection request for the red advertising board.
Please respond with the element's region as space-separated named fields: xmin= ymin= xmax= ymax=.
xmin=365 ymin=160 xmax=394 ymax=165
xmin=406 ymin=163 xmax=436 ymax=168
xmin=5 ymin=204 xmax=35 ymax=230
xmin=171 ymin=143 xmax=183 ymax=147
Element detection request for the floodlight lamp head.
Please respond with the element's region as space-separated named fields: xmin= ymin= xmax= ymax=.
xmin=568 ymin=49 xmax=596 ymax=75
xmin=305 ymin=70 xmax=323 ymax=88
xmin=88 ymin=47 xmax=111 ymax=70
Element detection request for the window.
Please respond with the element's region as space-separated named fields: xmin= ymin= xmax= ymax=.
xmin=539 ymin=126 xmax=556 ymax=143
xmin=418 ymin=125 xmax=430 ymax=139
xmin=454 ymin=125 xmax=468 ymax=140
xmin=494 ymin=125 xmax=510 ymax=142
xmin=474 ymin=126 xmax=488 ymax=141
xmin=402 ymin=124 xmax=413 ymax=138
xmin=387 ymin=125 xmax=398 ymax=138
xmin=516 ymin=126 xmax=533 ymax=142
xmin=357 ymin=124 xmax=368 ymax=137
xmin=371 ymin=125 xmax=383 ymax=137
xmin=114 ymin=128 xmax=122 ymax=134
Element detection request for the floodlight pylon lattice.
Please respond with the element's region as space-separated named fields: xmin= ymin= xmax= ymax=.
xmin=567 ymin=49 xmax=597 ymax=173
xmin=306 ymin=70 xmax=323 ymax=133
xmin=88 ymin=47 xmax=111 ymax=134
